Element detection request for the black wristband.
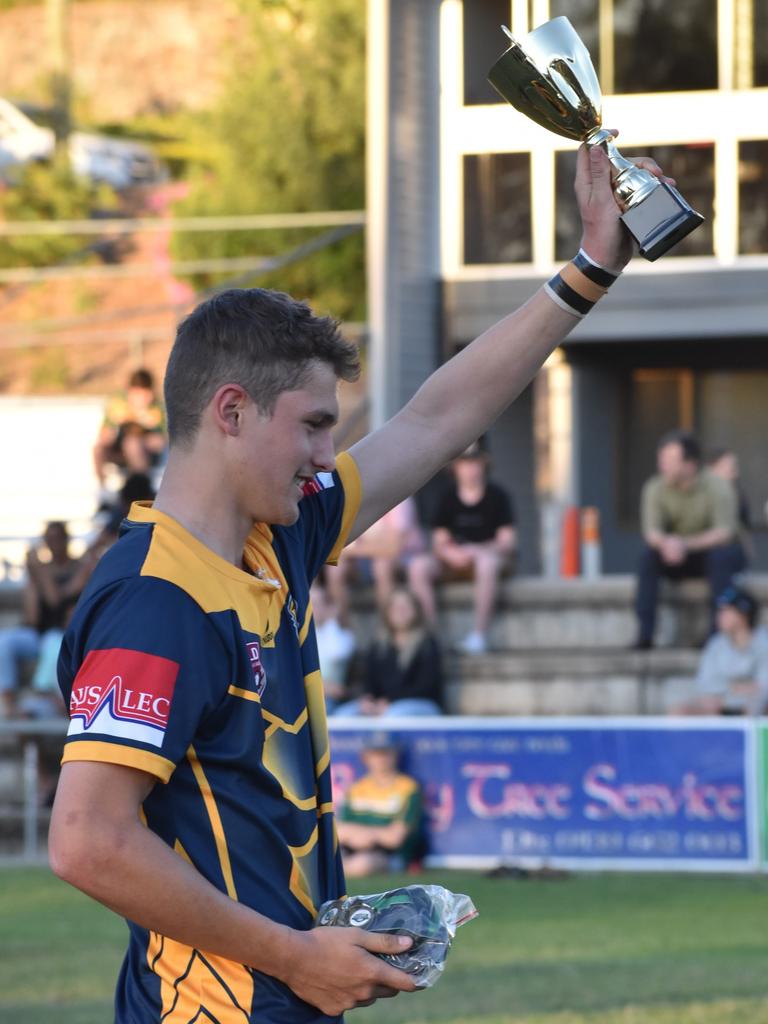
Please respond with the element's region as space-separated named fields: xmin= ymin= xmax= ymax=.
xmin=573 ymin=250 xmax=619 ymax=288
xmin=545 ymin=272 xmax=595 ymax=317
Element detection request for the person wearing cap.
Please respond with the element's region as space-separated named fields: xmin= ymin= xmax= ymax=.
xmin=408 ymin=438 xmax=516 ymax=655
xmin=672 ymin=585 xmax=768 ymax=715
xmin=336 ymin=733 xmax=423 ymax=878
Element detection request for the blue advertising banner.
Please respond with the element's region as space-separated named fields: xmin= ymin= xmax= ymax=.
xmin=329 ymin=719 xmax=757 ymax=871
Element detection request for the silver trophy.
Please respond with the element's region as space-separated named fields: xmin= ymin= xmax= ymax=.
xmin=488 ymin=17 xmax=704 ymax=261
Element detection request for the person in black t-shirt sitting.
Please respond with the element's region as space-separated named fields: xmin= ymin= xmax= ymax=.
xmin=408 ymin=440 xmax=516 ymax=654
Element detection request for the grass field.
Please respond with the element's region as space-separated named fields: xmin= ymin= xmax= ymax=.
xmin=1 ymin=867 xmax=768 ymax=1023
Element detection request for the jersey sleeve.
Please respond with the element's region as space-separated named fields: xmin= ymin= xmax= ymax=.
xmin=58 ymin=577 xmax=231 ymax=782
xmin=297 ymin=450 xmax=362 ymax=578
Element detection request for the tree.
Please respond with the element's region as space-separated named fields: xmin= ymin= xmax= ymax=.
xmin=0 ymin=155 xmax=117 ymax=270
xmin=171 ymin=0 xmax=366 ymax=320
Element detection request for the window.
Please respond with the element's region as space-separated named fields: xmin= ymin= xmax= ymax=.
xmin=620 ymin=144 xmax=715 ymax=256
xmin=556 ymin=144 xmax=715 ymax=260
xmin=617 ymin=369 xmax=694 ymax=525
xmin=617 ymin=364 xmax=768 ymax=528
xmin=464 ymin=153 xmax=532 ymax=263
xmin=612 ymin=0 xmax=717 ymax=94
xmin=554 ymin=151 xmax=582 ymax=261
xmin=697 ymin=370 xmax=768 ymax=525
xmin=739 ymin=141 xmax=768 ymax=254
xmin=464 ymin=0 xmax=510 ymax=105
xmin=748 ymin=0 xmax=768 ymax=87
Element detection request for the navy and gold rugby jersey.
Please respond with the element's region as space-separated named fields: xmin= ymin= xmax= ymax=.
xmin=57 ymin=453 xmax=361 ymax=1024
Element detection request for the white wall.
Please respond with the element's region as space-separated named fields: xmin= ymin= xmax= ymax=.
xmin=0 ymin=396 xmax=105 ymax=576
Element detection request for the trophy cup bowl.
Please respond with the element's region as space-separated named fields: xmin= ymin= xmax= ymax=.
xmin=487 ymin=17 xmax=704 ymax=261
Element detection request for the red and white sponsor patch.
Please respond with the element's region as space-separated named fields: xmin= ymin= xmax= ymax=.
xmin=68 ymin=648 xmax=179 ymax=748
xmin=301 ymin=471 xmax=335 ymax=498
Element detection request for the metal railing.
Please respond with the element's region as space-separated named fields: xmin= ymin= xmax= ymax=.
xmin=0 ymin=718 xmax=67 ymax=862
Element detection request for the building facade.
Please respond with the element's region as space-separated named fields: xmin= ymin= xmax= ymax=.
xmin=368 ymin=0 xmax=768 ymax=573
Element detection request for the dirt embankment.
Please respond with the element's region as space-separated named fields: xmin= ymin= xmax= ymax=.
xmin=0 ymin=0 xmax=241 ymax=120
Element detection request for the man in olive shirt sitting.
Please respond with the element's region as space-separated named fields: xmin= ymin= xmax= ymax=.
xmin=634 ymin=431 xmax=746 ymax=649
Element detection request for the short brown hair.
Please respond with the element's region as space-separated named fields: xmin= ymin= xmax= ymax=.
xmin=164 ymin=288 xmax=360 ymax=447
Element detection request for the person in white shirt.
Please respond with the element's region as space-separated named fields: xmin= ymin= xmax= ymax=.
xmin=311 ymin=582 xmax=357 ymax=712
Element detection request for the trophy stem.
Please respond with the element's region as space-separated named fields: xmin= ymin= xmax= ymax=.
xmin=584 ymin=127 xmax=659 ymax=211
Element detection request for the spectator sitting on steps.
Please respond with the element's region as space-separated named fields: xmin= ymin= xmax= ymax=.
xmin=408 ymin=439 xmax=516 ymax=655
xmin=0 ymin=522 xmax=93 ymax=717
xmin=633 ymin=430 xmax=746 ymax=650
xmin=336 ymin=732 xmax=424 ymax=878
xmin=93 ymin=368 xmax=167 ymax=489
xmin=671 ymin=585 xmax=768 ymax=715
xmin=333 ymin=587 xmax=443 ymax=717
xmin=707 ymin=446 xmax=753 ymax=559
xmin=310 ymin=582 xmax=356 ymax=714
xmin=324 ymin=497 xmax=425 ymax=625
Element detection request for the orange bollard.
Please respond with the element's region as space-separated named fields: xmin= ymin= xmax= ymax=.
xmin=560 ymin=505 xmax=581 ymax=577
xmin=580 ymin=506 xmax=602 ymax=578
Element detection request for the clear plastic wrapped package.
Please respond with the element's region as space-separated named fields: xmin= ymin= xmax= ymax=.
xmin=314 ymin=884 xmax=478 ymax=989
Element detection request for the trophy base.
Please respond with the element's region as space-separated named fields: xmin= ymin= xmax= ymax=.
xmin=621 ymin=182 xmax=705 ymax=262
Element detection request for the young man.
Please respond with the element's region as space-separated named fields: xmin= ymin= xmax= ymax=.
xmin=49 ymin=144 xmax=668 ymax=1022
xmin=634 ymin=430 xmax=746 ymax=649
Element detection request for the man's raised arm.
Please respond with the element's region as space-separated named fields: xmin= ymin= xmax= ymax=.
xmin=348 ymin=144 xmax=672 ymax=539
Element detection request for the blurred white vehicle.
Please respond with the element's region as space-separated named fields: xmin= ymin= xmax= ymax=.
xmin=0 ymin=97 xmax=53 ymax=171
xmin=0 ymin=97 xmax=164 ymax=188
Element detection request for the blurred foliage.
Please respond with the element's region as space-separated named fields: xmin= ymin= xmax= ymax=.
xmin=171 ymin=0 xmax=366 ymax=321
xmin=91 ymin=110 xmax=224 ymax=180
xmin=0 ymin=154 xmax=118 ymax=269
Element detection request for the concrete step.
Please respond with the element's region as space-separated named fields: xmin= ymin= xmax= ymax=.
xmin=446 ymin=647 xmax=701 ymax=716
xmin=350 ymin=574 xmax=768 ymax=650
xmin=451 ymin=647 xmax=699 ymax=679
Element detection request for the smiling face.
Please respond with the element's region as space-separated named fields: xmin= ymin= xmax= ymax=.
xmin=232 ymin=360 xmax=339 ymax=526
